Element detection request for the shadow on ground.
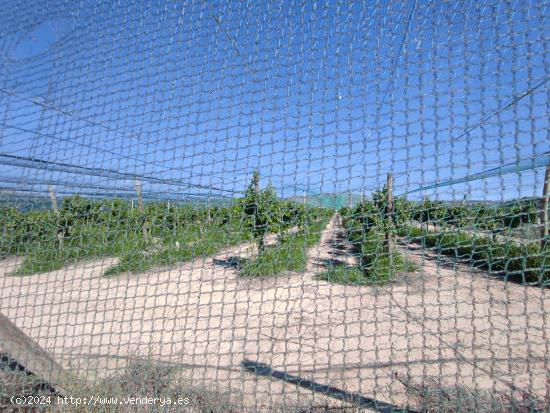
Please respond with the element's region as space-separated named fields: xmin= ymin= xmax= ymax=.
xmin=314 ymin=257 xmax=351 ymax=268
xmin=213 ymin=256 xmax=248 ymax=269
xmin=397 ymin=239 xmax=542 ymax=287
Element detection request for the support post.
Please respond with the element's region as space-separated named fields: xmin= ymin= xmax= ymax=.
xmin=134 ymin=180 xmax=144 ymax=213
xmin=0 ymin=312 xmax=75 ymax=390
xmin=252 ymin=171 xmax=264 ymax=252
xmin=385 ymin=173 xmax=394 ymax=256
xmin=48 ymin=185 xmax=58 ymax=214
xmin=541 ymin=164 xmax=550 ymax=248
xmin=135 ymin=180 xmax=146 ymax=238
xmin=49 ymin=186 xmax=63 ymax=250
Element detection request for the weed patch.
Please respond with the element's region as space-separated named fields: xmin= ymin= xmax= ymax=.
xmin=241 ymin=218 xmax=328 ymax=277
xmin=319 ymin=234 xmax=417 ymax=286
xmin=400 ymin=226 xmax=550 ymax=286
xmin=398 ymin=375 xmax=547 ymax=412
xmin=104 ymin=223 xmax=251 ymax=276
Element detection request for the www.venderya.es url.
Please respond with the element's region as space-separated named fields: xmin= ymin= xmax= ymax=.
xmin=11 ymin=395 xmax=191 ymax=407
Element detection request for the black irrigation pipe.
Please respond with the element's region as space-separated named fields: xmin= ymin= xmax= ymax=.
xmin=242 ymin=359 xmax=419 ymax=413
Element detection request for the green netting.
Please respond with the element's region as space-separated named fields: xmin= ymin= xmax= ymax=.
xmin=0 ymin=1 xmax=549 ymax=411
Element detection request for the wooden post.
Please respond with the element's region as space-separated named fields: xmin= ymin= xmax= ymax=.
xmin=134 ymin=180 xmax=144 ymax=213
xmin=541 ymin=164 xmax=550 ymax=248
xmin=49 ymin=186 xmax=63 ymax=250
xmin=253 ymin=171 xmax=264 ymax=252
xmin=385 ymin=173 xmax=394 ymax=256
xmin=253 ymin=171 xmax=259 ymax=194
xmin=48 ymin=185 xmax=59 ymax=214
xmin=0 ymin=312 xmax=75 ymax=390
xmin=135 ymin=180 xmax=146 ymax=238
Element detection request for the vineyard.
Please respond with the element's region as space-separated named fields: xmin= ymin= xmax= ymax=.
xmin=338 ymin=192 xmax=548 ymax=286
xmin=3 ymin=180 xmax=545 ymax=286
xmin=1 ymin=174 xmax=331 ymax=278
xmin=1 ymin=174 xmax=549 ymax=410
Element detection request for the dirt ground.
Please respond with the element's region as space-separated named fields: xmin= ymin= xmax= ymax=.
xmin=0 ymin=214 xmax=549 ymax=411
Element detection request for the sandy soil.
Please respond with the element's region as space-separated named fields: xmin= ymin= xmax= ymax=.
xmin=0 ymin=214 xmax=549 ymax=411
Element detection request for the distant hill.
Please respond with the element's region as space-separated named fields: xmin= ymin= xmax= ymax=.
xmin=286 ymin=192 xmax=362 ymax=209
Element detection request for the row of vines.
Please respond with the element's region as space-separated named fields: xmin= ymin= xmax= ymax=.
xmin=339 ymin=189 xmax=548 ymax=286
xmin=0 ymin=173 xmax=329 ymax=276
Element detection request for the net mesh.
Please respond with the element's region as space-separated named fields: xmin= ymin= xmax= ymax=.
xmin=0 ymin=0 xmax=549 ymax=411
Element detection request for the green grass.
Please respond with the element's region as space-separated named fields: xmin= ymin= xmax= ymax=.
xmin=328 ymin=215 xmax=419 ymax=286
xmin=319 ymin=256 xmax=417 ymax=286
xmin=240 ymin=241 xmax=307 ymax=276
xmin=104 ymin=221 xmax=251 ymax=276
xmin=14 ymin=225 xmax=146 ymax=275
xmin=240 ymin=218 xmax=329 ymax=277
xmin=4 ymin=197 xmax=333 ymax=277
xmin=398 ymin=225 xmax=550 ymax=286
xmin=319 ymin=232 xmax=417 ymax=286
xmin=318 ymin=264 xmax=366 ymax=284
xmin=13 ymin=218 xmax=252 ymax=277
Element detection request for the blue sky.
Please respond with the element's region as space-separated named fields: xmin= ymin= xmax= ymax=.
xmin=0 ymin=0 xmax=548 ymax=203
